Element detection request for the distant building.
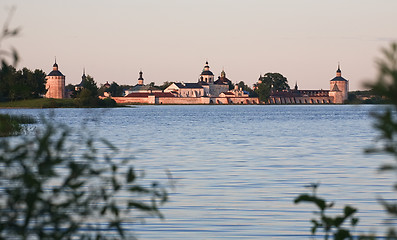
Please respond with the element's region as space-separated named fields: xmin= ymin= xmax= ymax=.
xmin=103 ymin=81 xmax=111 ymax=88
xmin=265 ymin=65 xmax=349 ymax=104
xmin=75 ymin=69 xmax=86 ymax=91
xmin=164 ymin=61 xmax=231 ymax=97
xmin=124 ymin=71 xmax=162 ymax=97
xmin=329 ymin=64 xmax=349 ymax=104
xmin=165 ymin=82 xmax=205 ymax=97
xmin=45 ymin=60 xmax=65 ymax=99
xmin=108 ymin=61 xmax=258 ymax=104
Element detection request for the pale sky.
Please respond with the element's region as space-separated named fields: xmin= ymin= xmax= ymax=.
xmin=2 ymin=0 xmax=397 ymax=90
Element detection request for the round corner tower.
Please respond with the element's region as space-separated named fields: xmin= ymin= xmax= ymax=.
xmin=329 ymin=64 xmax=349 ymax=104
xmin=45 ymin=60 xmax=65 ymax=99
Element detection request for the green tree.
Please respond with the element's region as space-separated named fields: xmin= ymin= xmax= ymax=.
xmin=0 ymin=121 xmax=169 ymax=239
xmin=98 ymin=82 xmax=124 ymax=98
xmin=78 ymin=75 xmax=98 ymax=97
xmin=107 ymin=82 xmax=124 ymax=97
xmin=237 ymin=81 xmax=251 ymax=92
xmin=31 ymin=69 xmax=47 ymax=97
xmin=255 ymin=73 xmax=290 ymax=103
xmin=0 ymin=65 xmax=46 ymax=101
xmin=260 ymin=72 xmax=290 ymax=92
xmin=255 ymin=81 xmax=271 ymax=102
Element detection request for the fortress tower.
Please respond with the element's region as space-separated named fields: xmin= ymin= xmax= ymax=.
xmin=199 ymin=61 xmax=214 ymax=83
xmin=329 ymin=64 xmax=349 ymax=104
xmin=45 ymin=60 xmax=65 ymax=99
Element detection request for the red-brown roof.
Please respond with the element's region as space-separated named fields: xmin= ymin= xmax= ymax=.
xmin=125 ymin=92 xmax=175 ymax=98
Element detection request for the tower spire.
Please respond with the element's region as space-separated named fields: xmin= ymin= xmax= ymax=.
xmin=82 ymin=68 xmax=86 ymax=80
xmin=336 ymin=62 xmax=341 ymax=77
xmin=53 ymin=57 xmax=58 ymax=70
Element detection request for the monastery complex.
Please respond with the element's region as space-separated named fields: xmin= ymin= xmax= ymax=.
xmin=45 ymin=61 xmax=349 ymax=104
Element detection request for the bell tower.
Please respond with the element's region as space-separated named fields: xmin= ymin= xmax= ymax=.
xmin=138 ymin=71 xmax=144 ymax=85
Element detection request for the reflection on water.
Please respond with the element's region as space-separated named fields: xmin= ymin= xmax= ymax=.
xmin=0 ymin=105 xmax=393 ymax=239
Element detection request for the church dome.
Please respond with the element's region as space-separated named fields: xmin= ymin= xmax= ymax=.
xmin=48 ymin=59 xmax=64 ymax=76
xmin=201 ymin=61 xmax=214 ymax=76
xmin=201 ymin=70 xmax=214 ymax=76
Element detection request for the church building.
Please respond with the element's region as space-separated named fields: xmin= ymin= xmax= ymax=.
xmin=164 ymin=61 xmax=231 ymax=97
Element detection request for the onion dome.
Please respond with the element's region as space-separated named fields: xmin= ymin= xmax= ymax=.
xmin=138 ymin=71 xmax=144 ymax=80
xmin=47 ymin=60 xmax=64 ymax=77
xmin=201 ymin=61 xmax=214 ymax=76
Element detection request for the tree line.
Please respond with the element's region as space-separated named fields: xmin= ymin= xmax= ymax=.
xmin=0 ymin=65 xmax=46 ymax=101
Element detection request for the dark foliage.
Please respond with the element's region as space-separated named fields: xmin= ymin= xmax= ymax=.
xmin=0 ymin=65 xmax=46 ymax=101
xmin=0 ymin=121 xmax=168 ymax=239
xmin=106 ymin=82 xmax=124 ymax=97
xmin=366 ymin=43 xmax=397 ymax=231
xmin=294 ymin=184 xmax=362 ymax=240
xmin=255 ymin=73 xmax=290 ymax=102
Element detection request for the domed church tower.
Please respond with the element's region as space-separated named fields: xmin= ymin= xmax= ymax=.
xmin=199 ymin=61 xmax=214 ymax=83
xmin=138 ymin=71 xmax=144 ymax=85
xmin=329 ymin=64 xmax=349 ymax=104
xmin=45 ymin=59 xmax=65 ymax=99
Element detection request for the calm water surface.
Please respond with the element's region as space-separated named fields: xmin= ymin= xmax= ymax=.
xmin=1 ymin=105 xmax=394 ymax=239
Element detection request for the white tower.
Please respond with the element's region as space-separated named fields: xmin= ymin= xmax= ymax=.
xmin=329 ymin=64 xmax=349 ymax=104
xmin=45 ymin=59 xmax=65 ymax=99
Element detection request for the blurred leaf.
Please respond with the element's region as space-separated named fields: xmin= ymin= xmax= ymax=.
xmin=126 ymin=167 xmax=135 ymax=183
xmin=334 ymin=229 xmax=351 ymax=240
xmin=294 ymin=194 xmax=326 ymax=211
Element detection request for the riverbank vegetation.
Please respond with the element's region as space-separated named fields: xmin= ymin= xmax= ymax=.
xmin=0 ymin=113 xmax=35 ymax=137
xmin=346 ymin=90 xmax=390 ymax=104
xmin=0 ymin=97 xmax=119 ymax=108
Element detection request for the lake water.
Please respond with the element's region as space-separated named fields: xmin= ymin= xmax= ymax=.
xmin=1 ymin=105 xmax=395 ymax=239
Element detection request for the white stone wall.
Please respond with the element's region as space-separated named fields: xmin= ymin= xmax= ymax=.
xmin=208 ymin=84 xmax=228 ymax=97
xmin=330 ymin=80 xmax=349 ymax=103
xmin=45 ymin=76 xmax=65 ymax=99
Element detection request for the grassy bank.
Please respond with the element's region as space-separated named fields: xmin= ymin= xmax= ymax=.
xmin=0 ymin=98 xmax=126 ymax=108
xmin=0 ymin=114 xmax=36 ymax=137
